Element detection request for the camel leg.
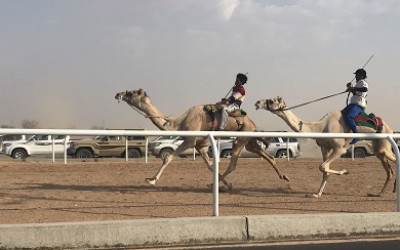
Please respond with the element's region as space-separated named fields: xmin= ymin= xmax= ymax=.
xmin=311 ymin=147 xmax=348 ymax=198
xmin=145 ymin=139 xmax=196 ymax=186
xmin=195 ymin=144 xmax=233 ymax=189
xmin=320 ymin=146 xmax=330 ymax=162
xmin=220 ymin=137 xmax=247 ymax=186
xmin=368 ymin=152 xmax=395 ymax=197
xmin=245 ymin=138 xmax=289 ymax=181
xmin=368 ymin=139 xmax=397 ymax=196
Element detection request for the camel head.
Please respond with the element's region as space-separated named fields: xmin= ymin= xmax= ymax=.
xmin=255 ymin=96 xmax=287 ymax=113
xmin=115 ymin=89 xmax=150 ymax=110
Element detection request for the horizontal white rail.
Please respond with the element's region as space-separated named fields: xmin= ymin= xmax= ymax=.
xmin=1 ymin=128 xmax=400 ymax=139
xmin=1 ymin=128 xmax=399 ymax=214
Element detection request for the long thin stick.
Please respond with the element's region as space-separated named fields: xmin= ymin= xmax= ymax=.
xmin=284 ymin=91 xmax=347 ymax=110
xmin=286 ymin=55 xmax=374 ymax=110
xmin=346 ymin=54 xmax=374 ymax=105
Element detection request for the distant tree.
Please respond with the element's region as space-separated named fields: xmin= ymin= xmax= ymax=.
xmin=0 ymin=124 xmax=14 ymax=128
xmin=21 ymin=119 xmax=39 ymax=129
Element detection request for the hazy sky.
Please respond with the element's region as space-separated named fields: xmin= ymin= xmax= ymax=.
xmin=1 ymin=0 xmax=399 ymax=131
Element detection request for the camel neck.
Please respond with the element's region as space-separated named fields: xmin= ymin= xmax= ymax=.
xmin=278 ymin=109 xmax=324 ymax=133
xmin=140 ymin=104 xmax=179 ymax=131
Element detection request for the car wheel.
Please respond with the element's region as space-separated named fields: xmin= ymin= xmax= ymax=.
xmin=354 ymin=148 xmax=367 ymax=158
xmin=75 ymin=148 xmax=93 ymax=158
xmin=12 ymin=149 xmax=27 ymax=159
xmin=276 ymin=150 xmax=291 ymax=158
xmin=221 ymin=149 xmax=232 ymax=158
xmin=159 ymin=148 xmax=174 ymax=160
xmin=128 ymin=148 xmax=141 ymax=158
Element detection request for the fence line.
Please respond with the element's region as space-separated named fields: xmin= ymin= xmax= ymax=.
xmin=0 ymin=128 xmax=399 ymax=214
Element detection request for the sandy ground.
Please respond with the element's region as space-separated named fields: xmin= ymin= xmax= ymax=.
xmin=0 ymin=156 xmax=397 ymax=224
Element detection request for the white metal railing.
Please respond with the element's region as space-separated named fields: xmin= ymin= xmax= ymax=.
xmin=0 ymin=128 xmax=399 ymax=214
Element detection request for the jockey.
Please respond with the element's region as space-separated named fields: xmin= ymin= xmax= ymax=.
xmin=217 ymin=73 xmax=247 ymax=131
xmin=343 ymin=68 xmax=368 ymax=144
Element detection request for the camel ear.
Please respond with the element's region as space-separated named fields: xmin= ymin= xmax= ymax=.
xmin=277 ymin=96 xmax=282 ymax=103
xmin=138 ymin=89 xmax=144 ymax=95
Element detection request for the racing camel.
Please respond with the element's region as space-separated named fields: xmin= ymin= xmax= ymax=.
xmin=115 ymin=89 xmax=289 ymax=189
xmin=255 ymin=96 xmax=396 ymax=197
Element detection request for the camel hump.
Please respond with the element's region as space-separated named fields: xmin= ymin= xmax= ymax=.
xmin=355 ymin=112 xmax=384 ymax=132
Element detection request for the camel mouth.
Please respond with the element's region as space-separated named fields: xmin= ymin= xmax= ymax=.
xmin=255 ymin=100 xmax=267 ymax=111
xmin=115 ymin=93 xmax=124 ymax=103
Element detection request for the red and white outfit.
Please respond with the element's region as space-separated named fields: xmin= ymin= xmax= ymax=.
xmin=218 ymin=85 xmax=245 ymax=130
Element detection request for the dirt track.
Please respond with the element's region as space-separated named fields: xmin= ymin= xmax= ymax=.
xmin=0 ymin=157 xmax=397 ymax=224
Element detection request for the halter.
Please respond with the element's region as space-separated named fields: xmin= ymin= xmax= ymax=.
xmin=264 ymin=100 xmax=283 ymax=113
xmin=120 ymin=97 xmax=169 ymax=120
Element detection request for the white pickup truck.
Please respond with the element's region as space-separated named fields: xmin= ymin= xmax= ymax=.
xmin=2 ymin=135 xmax=70 ymax=159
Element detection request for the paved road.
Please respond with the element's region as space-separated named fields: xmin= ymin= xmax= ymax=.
xmin=137 ymin=238 xmax=400 ymax=250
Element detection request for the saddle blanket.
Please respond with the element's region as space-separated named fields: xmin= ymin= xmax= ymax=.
xmin=355 ymin=112 xmax=383 ymax=132
xmin=203 ymin=104 xmax=247 ymax=117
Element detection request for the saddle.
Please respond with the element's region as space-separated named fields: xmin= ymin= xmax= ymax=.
xmin=203 ymin=103 xmax=247 ymax=130
xmin=354 ymin=111 xmax=384 ymax=132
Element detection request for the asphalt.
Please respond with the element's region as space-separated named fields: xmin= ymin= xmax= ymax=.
xmin=0 ymin=212 xmax=400 ymax=249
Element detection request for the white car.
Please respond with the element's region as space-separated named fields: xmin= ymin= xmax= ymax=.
xmin=0 ymin=134 xmax=28 ymax=153
xmin=209 ymin=137 xmax=302 ymax=159
xmin=148 ymin=136 xmax=197 ymax=159
xmin=3 ymin=135 xmax=70 ymax=159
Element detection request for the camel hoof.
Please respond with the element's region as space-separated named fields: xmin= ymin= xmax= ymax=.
xmin=282 ymin=175 xmax=290 ymax=181
xmin=367 ymin=193 xmax=381 ymax=197
xmin=207 ymin=183 xmax=232 ymax=192
xmin=343 ymin=169 xmax=349 ymax=175
xmin=145 ymin=178 xmax=156 ymax=186
xmin=306 ymin=193 xmax=320 ymax=198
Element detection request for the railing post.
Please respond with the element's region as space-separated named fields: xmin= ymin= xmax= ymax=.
xmin=52 ymin=137 xmax=55 ymax=163
xmin=125 ymin=136 xmax=128 ymax=162
xmin=387 ymin=136 xmax=400 ymax=212
xmin=64 ymin=137 xmax=68 ymax=164
xmin=208 ymin=134 xmax=219 ymax=216
xmin=286 ymin=139 xmax=290 ymax=161
xmin=145 ymin=137 xmax=149 ymax=164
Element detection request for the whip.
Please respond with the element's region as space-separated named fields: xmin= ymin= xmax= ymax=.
xmin=285 ymin=55 xmax=374 ymax=110
xmin=346 ymin=54 xmax=374 ymax=105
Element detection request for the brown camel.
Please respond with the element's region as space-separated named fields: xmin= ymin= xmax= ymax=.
xmin=115 ymin=89 xmax=289 ymax=189
xmin=255 ymin=96 xmax=396 ymax=197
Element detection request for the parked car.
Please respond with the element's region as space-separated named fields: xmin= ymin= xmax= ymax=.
xmin=341 ymin=140 xmax=374 ymax=158
xmin=148 ymin=136 xmax=197 ymax=159
xmin=209 ymin=137 xmax=302 ymax=159
xmin=3 ymin=135 xmax=70 ymax=159
xmin=342 ymin=138 xmax=400 ymax=158
xmin=0 ymin=134 xmax=28 ymax=153
xmin=67 ymin=135 xmax=146 ymax=158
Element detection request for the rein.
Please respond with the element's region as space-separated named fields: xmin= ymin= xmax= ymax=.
xmin=283 ymin=91 xmax=347 ymax=111
xmin=126 ymin=103 xmax=166 ymax=119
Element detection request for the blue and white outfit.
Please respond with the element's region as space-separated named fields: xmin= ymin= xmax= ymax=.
xmin=343 ymin=78 xmax=368 ymax=144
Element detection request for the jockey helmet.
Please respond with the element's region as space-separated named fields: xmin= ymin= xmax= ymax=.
xmin=353 ymin=68 xmax=367 ymax=79
xmin=236 ymin=73 xmax=248 ymax=84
